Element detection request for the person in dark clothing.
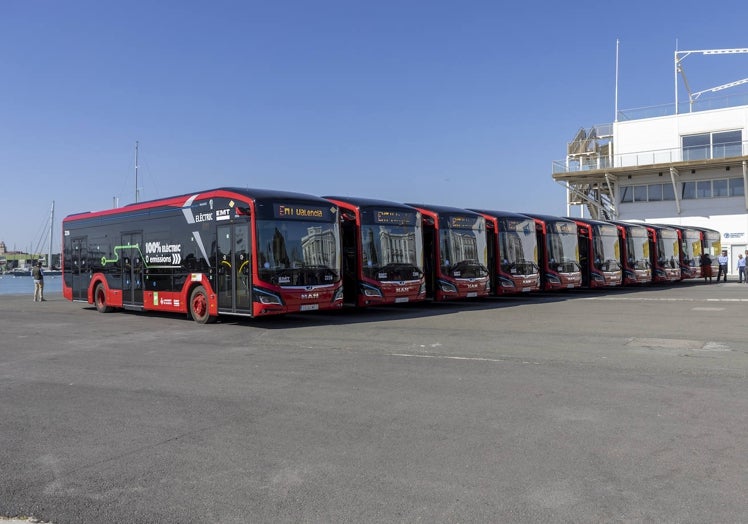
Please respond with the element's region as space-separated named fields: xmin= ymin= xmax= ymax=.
xmin=31 ymin=261 xmax=45 ymax=301
xmin=700 ymin=252 xmax=713 ymax=282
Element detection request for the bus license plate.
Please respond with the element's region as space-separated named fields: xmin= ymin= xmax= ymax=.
xmin=395 ymin=297 xmax=409 ymax=303
xmin=467 ymin=292 xmax=478 ymax=298
xmin=567 ymin=284 xmax=575 ymax=288
xmin=300 ymin=304 xmax=319 ymax=311
xmin=522 ymin=287 xmax=531 ymax=292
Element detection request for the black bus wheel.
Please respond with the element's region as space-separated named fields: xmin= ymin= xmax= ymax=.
xmin=189 ymin=285 xmax=215 ymax=324
xmin=94 ymin=283 xmax=113 ymax=313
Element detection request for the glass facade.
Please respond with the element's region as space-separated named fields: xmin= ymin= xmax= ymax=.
xmin=621 ymin=177 xmax=744 ymax=203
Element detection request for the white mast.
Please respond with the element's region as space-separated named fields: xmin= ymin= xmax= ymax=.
xmin=135 ymin=140 xmax=139 ymax=203
xmin=47 ymin=200 xmax=55 ymax=269
xmin=614 ymin=38 xmax=620 ymax=122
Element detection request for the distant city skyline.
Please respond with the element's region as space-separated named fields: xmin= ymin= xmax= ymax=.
xmin=3 ymin=0 xmax=748 ymax=250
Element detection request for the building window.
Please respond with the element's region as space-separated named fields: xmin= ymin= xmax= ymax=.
xmin=620 ymin=186 xmax=632 ymax=202
xmin=662 ymin=183 xmax=675 ymax=201
xmin=633 ymin=185 xmax=647 ymax=202
xmin=696 ymin=180 xmax=712 ymax=198
xmin=682 ymin=130 xmax=743 ymax=160
xmin=713 ymin=179 xmax=728 ymax=197
xmin=682 ymin=134 xmax=710 ymax=161
xmin=730 ymin=177 xmax=744 ymax=197
xmin=682 ymin=181 xmax=696 ymax=199
xmin=713 ymin=130 xmax=742 ymax=158
xmin=647 ymin=184 xmax=663 ymax=201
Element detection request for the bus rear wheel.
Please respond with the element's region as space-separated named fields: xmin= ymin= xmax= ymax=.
xmin=189 ymin=285 xmax=216 ymax=324
xmin=94 ymin=283 xmax=113 ymax=313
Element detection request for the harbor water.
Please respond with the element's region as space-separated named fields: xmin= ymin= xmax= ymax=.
xmin=0 ymin=275 xmax=63 ymax=296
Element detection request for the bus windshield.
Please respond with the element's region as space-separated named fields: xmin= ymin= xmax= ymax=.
xmin=547 ymin=222 xmax=580 ymax=272
xmin=439 ymin=215 xmax=489 ymax=278
xmin=626 ymin=229 xmax=650 ymax=270
xmin=257 ymin=219 xmax=340 ymax=286
xmin=592 ymin=225 xmax=622 ymax=272
xmin=360 ymin=208 xmax=424 ymax=282
xmin=657 ymin=230 xmax=680 ymax=268
xmin=499 ymin=218 xmax=538 ymax=275
xmin=682 ymin=231 xmax=701 ymax=267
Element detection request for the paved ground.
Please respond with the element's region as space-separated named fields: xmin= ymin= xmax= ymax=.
xmin=1 ymin=282 xmax=747 ymax=523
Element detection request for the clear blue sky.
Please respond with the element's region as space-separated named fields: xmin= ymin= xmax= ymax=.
xmin=2 ymin=0 xmax=748 ymax=253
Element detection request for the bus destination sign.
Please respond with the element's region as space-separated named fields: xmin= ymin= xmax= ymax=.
xmin=448 ymin=215 xmax=480 ymax=229
xmin=274 ymin=204 xmax=335 ymax=221
xmin=374 ymin=209 xmax=417 ymax=226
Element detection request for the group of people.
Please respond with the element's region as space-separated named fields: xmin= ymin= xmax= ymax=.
xmin=701 ymin=249 xmax=748 ymax=283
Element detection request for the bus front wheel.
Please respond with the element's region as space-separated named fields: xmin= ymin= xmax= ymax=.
xmin=189 ymin=285 xmax=215 ymax=324
xmin=94 ymin=283 xmax=113 ymax=313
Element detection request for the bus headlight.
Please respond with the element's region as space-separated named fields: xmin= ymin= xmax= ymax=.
xmin=418 ymin=282 xmax=426 ymax=295
xmin=360 ymin=283 xmax=383 ymax=298
xmin=498 ymin=276 xmax=515 ymax=288
xmin=592 ymin=272 xmax=605 ymax=282
xmin=546 ymin=274 xmax=561 ymax=285
xmin=253 ymin=287 xmax=283 ymax=305
xmin=333 ymin=286 xmax=344 ymax=302
xmin=438 ymin=280 xmax=458 ymax=293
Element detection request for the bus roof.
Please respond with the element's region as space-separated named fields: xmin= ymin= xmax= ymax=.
xmin=323 ymin=195 xmax=419 ymax=211
xmin=65 ymin=187 xmax=334 ymax=221
xmin=564 ymin=217 xmax=615 ymax=227
xmin=405 ymin=203 xmax=483 ymax=217
xmin=521 ymin=213 xmax=576 ymax=224
xmin=468 ymin=209 xmax=534 ymax=221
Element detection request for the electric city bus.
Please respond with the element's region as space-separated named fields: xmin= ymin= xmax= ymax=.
xmin=640 ymin=223 xmax=681 ymax=283
xmin=607 ymin=220 xmax=652 ymax=285
xmin=652 ymin=224 xmax=703 ymax=280
xmin=566 ymin=217 xmax=622 ymax=288
xmin=63 ymin=187 xmax=343 ymax=322
xmin=522 ymin=213 xmax=582 ymax=290
xmin=697 ymin=226 xmax=722 ymax=278
xmin=469 ymin=209 xmax=540 ymax=294
xmin=323 ymin=196 xmax=426 ymax=307
xmin=404 ymin=203 xmax=490 ymax=301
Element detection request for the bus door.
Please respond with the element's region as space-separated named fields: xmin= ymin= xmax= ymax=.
xmin=340 ymin=217 xmax=358 ymax=305
xmin=71 ymin=237 xmax=88 ymax=301
xmin=217 ymin=222 xmax=252 ymax=314
xmin=121 ymin=232 xmax=143 ymax=306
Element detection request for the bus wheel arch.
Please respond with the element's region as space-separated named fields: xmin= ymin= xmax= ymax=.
xmin=189 ymin=284 xmax=217 ymax=324
xmin=94 ymin=282 xmax=114 ymax=313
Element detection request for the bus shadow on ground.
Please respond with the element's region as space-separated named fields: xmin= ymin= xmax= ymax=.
xmin=79 ymin=279 xmax=713 ymax=329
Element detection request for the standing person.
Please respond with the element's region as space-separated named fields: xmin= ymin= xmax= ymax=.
xmin=31 ymin=261 xmax=45 ymax=301
xmin=700 ymin=252 xmax=713 ymax=282
xmin=738 ymin=253 xmax=746 ymax=284
xmin=717 ymin=250 xmax=729 ymax=282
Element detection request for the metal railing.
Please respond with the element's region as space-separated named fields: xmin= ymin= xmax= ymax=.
xmin=616 ymin=92 xmax=748 ymax=121
xmin=553 ymin=141 xmax=748 ymax=174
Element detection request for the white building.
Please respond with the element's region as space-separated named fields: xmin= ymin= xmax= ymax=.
xmin=553 ymin=47 xmax=748 ymax=274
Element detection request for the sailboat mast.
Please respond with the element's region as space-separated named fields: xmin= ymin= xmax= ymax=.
xmin=135 ymin=140 xmax=139 ymax=203
xmin=48 ymin=200 xmax=55 ymax=269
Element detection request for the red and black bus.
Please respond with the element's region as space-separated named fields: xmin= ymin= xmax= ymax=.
xmin=63 ymin=187 xmax=343 ymax=322
xmin=521 ymin=213 xmax=582 ymax=290
xmin=323 ymin=196 xmax=426 ymax=307
xmin=697 ymin=227 xmax=722 ymax=278
xmin=469 ymin=209 xmax=540 ymax=294
xmin=607 ymin=220 xmax=652 ymax=285
xmin=565 ymin=217 xmax=622 ymax=288
xmin=652 ymin=224 xmax=703 ymax=279
xmin=405 ymin=203 xmax=490 ymax=301
xmin=639 ymin=222 xmax=681 ymax=283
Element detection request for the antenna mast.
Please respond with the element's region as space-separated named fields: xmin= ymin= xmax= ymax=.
xmin=135 ymin=140 xmax=139 ymax=203
xmin=47 ymin=200 xmax=54 ymax=269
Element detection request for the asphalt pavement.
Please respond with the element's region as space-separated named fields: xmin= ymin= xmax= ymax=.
xmin=1 ymin=281 xmax=747 ymax=523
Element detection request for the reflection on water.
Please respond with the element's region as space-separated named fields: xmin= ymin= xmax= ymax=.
xmin=0 ymin=276 xmax=64 ymax=296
